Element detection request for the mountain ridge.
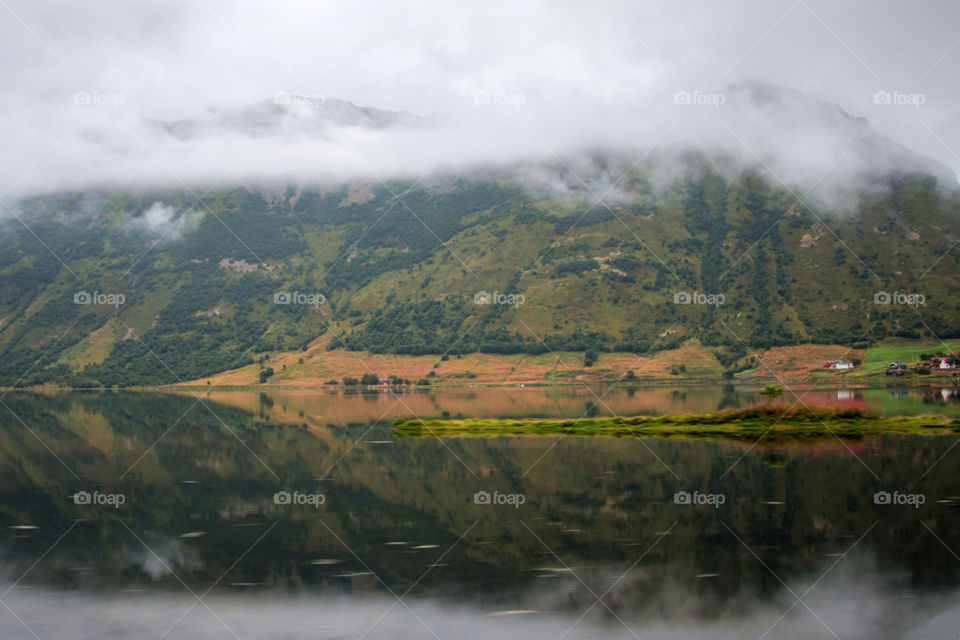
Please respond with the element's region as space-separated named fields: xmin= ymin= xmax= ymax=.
xmin=144 ymin=95 xmax=423 ymax=141
xmin=1 ymin=83 xmax=959 ymax=386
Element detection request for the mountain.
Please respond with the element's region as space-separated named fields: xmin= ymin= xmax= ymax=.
xmin=144 ymin=95 xmax=422 ymax=140
xmin=724 ymin=82 xmax=957 ymax=184
xmin=1 ymin=85 xmax=959 ymax=387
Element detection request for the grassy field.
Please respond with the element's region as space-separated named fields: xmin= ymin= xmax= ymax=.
xmin=183 ymin=341 xmax=883 ymax=387
xmin=860 ymin=340 xmax=960 ymax=373
xmin=392 ymin=406 xmax=960 ymax=442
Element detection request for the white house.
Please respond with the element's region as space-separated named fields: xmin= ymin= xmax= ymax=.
xmin=825 ymin=360 xmax=855 ymax=370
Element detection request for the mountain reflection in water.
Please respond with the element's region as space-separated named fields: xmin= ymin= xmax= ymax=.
xmin=0 ymin=388 xmax=957 ymax=639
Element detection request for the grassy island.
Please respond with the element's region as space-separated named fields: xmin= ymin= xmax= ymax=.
xmin=393 ymin=406 xmax=960 ymax=442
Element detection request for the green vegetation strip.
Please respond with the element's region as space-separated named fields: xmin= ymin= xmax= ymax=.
xmin=392 ymin=406 xmax=960 ymax=442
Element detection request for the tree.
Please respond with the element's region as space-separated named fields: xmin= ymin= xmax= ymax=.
xmin=584 ymin=349 xmax=598 ymax=367
xmin=360 ymin=372 xmax=379 ymax=386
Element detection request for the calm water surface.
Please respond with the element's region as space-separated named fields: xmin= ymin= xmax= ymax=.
xmin=1 ymin=385 xmax=959 ymax=639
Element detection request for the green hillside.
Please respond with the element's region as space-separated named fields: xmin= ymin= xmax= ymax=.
xmin=1 ymin=156 xmax=958 ymax=387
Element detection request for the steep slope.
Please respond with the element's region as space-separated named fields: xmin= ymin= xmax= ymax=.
xmin=1 ymin=86 xmax=959 ymax=387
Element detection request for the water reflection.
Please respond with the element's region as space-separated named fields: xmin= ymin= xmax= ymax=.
xmin=180 ymin=383 xmax=960 ymax=427
xmin=0 ymin=389 xmax=957 ymax=638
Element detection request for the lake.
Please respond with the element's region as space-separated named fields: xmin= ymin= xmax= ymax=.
xmin=1 ymin=385 xmax=959 ymax=639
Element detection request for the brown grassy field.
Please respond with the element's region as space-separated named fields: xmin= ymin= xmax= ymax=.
xmin=174 ymin=336 xmax=868 ymax=388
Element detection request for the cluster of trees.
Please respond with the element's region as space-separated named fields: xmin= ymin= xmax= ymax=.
xmin=920 ymin=353 xmax=960 ymax=365
xmin=339 ymin=316 xmax=625 ymax=356
xmin=552 ymin=259 xmax=599 ymax=278
xmin=308 ymin=181 xmax=524 ymax=291
xmin=339 ymin=373 xmax=413 ymax=386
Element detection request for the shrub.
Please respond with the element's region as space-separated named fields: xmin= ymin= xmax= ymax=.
xmin=584 ymin=349 xmax=598 ymax=367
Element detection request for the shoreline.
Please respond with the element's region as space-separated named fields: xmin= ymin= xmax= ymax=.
xmin=3 ymin=374 xmax=959 ymax=394
xmin=5 ymin=339 xmax=960 ymax=393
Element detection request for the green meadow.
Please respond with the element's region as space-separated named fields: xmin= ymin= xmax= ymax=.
xmin=393 ymin=406 xmax=960 ymax=442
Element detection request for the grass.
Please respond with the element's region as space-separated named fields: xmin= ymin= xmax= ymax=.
xmin=861 ymin=340 xmax=960 ymax=374
xmin=392 ymin=405 xmax=960 ymax=442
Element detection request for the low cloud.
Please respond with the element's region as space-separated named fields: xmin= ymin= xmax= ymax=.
xmin=4 ymin=83 xmax=954 ymax=214
xmin=0 ymin=559 xmax=956 ymax=639
xmin=0 ymin=0 xmax=957 ymax=206
xmin=129 ymin=201 xmax=176 ymax=232
xmin=124 ymin=539 xmax=200 ymax=580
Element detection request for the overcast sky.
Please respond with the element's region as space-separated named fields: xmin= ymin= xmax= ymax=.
xmin=1 ymin=0 xmax=958 ymax=197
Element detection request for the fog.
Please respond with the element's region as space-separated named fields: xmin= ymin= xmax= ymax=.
xmin=0 ymin=557 xmax=957 ymax=639
xmin=0 ymin=578 xmax=954 ymax=640
xmin=1 ymin=0 xmax=958 ymax=202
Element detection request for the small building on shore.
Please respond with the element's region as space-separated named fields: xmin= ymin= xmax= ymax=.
xmin=824 ymin=360 xmax=855 ymax=370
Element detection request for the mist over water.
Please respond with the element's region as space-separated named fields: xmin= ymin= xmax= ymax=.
xmin=1 ymin=563 xmax=956 ymax=640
